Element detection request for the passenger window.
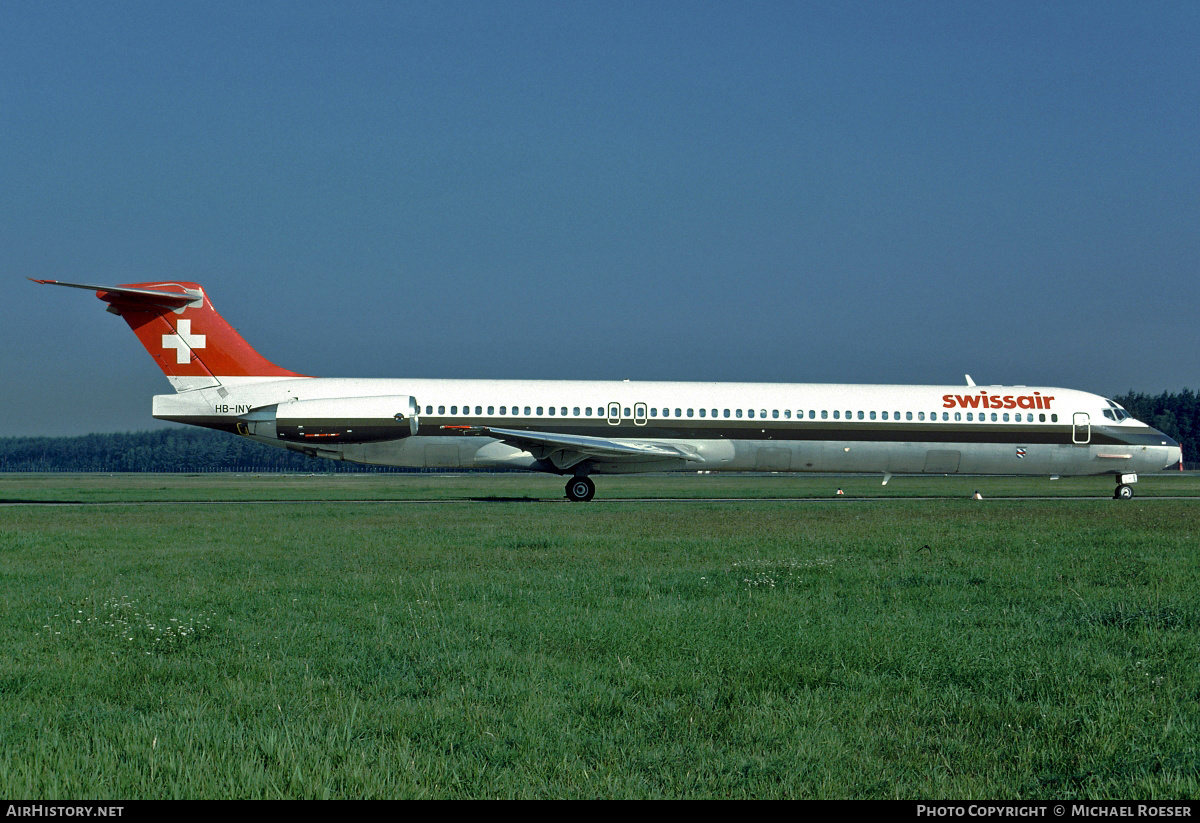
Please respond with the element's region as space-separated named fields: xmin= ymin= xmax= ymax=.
xmin=487 ymin=406 xmax=494 ymax=415
xmin=821 ymin=410 xmax=828 ymax=419
xmin=954 ymin=412 xmax=961 ymax=421
xmin=735 ymin=409 xmax=743 ymax=418
xmin=918 ymin=412 xmax=925 ymax=421
xmin=651 ymin=408 xmax=658 ymax=417
xmin=548 ymin=407 xmax=555 ymax=416
xmin=451 ymin=406 xmax=458 ymax=415
xmin=573 ymin=407 xmax=580 ymax=416
xmin=723 ymin=409 xmax=730 ymax=418
xmin=991 ymin=413 xmax=998 ymax=422
xmin=833 ymin=411 xmax=840 ymax=420
xmin=537 ymin=407 xmax=543 ymax=415
xmin=438 ymin=406 xmax=446 ymax=414
xmin=748 ymin=409 xmax=755 ymax=419
xmin=675 ymin=408 xmax=682 ymax=417
xmin=699 ymin=409 xmax=706 ymax=418
xmin=687 ymin=409 xmax=694 ymax=417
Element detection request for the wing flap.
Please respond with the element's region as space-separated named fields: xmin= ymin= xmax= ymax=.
xmin=443 ymin=425 xmax=703 ymax=470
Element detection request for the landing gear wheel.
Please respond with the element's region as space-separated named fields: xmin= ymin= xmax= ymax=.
xmin=1114 ymin=484 xmax=1134 ymax=500
xmin=566 ymin=476 xmax=595 ymax=502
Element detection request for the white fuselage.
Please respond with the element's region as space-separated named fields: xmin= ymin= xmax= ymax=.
xmin=151 ymin=377 xmax=1182 ymax=478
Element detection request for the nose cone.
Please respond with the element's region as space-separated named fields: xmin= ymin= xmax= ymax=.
xmin=1166 ymin=443 xmax=1183 ymax=469
xmin=1156 ymin=431 xmax=1183 ymax=469
xmin=1116 ymin=418 xmax=1183 ymax=471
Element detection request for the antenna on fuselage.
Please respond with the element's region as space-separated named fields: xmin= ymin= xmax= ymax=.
xmin=965 ymin=375 xmax=976 ymax=386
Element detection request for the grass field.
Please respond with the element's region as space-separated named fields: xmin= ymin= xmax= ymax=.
xmin=1 ymin=473 xmax=1198 ymax=798
xmin=3 ymin=470 xmax=1200 ymax=503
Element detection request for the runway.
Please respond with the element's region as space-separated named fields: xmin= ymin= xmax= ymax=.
xmin=3 ymin=495 xmax=1196 ymax=506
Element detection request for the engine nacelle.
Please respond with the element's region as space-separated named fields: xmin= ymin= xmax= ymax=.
xmin=238 ymin=395 xmax=419 ymax=444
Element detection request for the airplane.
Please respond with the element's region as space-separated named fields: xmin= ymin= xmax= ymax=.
xmin=34 ymin=278 xmax=1182 ymax=501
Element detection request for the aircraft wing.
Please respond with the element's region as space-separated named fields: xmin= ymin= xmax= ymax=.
xmin=443 ymin=425 xmax=703 ymax=471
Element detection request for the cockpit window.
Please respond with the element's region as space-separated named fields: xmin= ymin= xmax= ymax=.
xmin=1104 ymin=399 xmax=1129 ymax=422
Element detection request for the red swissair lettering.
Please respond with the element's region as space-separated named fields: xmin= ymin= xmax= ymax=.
xmin=942 ymin=392 xmax=1054 ymax=410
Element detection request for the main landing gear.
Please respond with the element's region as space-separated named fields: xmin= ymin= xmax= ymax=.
xmin=565 ymin=476 xmax=596 ymax=502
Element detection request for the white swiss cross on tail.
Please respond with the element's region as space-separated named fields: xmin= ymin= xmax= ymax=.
xmin=162 ymin=319 xmax=206 ymax=364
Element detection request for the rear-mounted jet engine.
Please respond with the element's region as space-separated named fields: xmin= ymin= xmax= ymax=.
xmin=237 ymin=396 xmax=419 ymax=443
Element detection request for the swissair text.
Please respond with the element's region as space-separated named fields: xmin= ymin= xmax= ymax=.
xmin=942 ymin=393 xmax=1054 ymax=410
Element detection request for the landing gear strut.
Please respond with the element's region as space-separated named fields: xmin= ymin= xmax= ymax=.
xmin=565 ymin=476 xmax=595 ymax=502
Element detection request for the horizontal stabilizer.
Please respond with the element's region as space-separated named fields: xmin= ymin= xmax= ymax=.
xmin=31 ymin=279 xmax=202 ymax=310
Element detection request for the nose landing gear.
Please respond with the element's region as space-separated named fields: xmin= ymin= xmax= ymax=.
xmin=1114 ymin=473 xmax=1137 ymax=500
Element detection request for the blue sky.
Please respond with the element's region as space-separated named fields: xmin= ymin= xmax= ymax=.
xmin=3 ymin=1 xmax=1198 ymax=436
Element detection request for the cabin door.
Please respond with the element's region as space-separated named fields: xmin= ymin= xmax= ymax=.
xmin=1072 ymin=413 xmax=1091 ymax=445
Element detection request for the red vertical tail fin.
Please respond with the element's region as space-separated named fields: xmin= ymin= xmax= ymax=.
xmin=33 ymin=279 xmax=307 ymax=390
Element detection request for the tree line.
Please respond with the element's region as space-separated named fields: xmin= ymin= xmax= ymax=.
xmin=0 ymin=428 xmax=407 ymax=473
xmin=0 ymin=390 xmax=1193 ymax=472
